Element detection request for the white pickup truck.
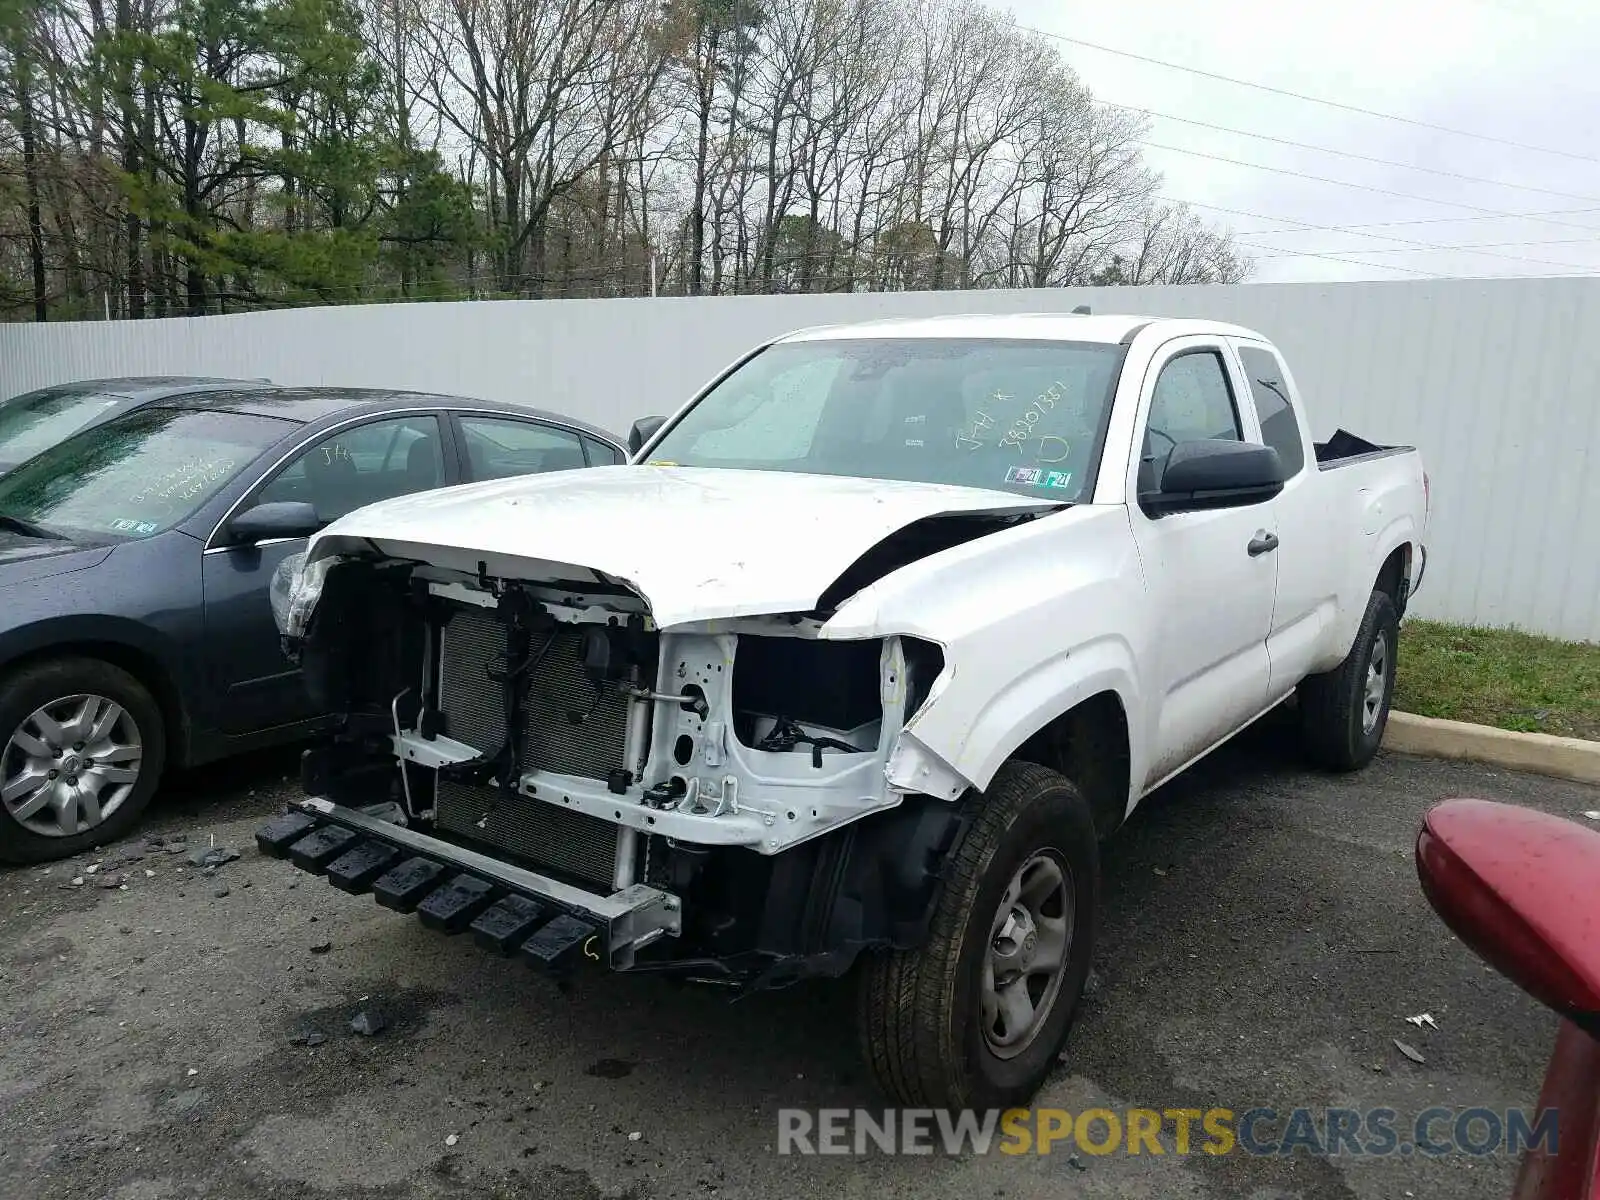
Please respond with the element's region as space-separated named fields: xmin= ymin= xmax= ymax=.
xmin=258 ymin=313 xmax=1429 ymax=1110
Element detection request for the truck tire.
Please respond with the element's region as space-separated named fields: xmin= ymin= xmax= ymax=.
xmin=0 ymin=657 xmax=167 ymax=865
xmin=856 ymin=761 xmax=1098 ymax=1109
xmin=1297 ymin=588 xmax=1399 ymax=772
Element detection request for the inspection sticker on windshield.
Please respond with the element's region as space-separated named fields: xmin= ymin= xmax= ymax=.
xmin=1006 ymin=466 xmax=1072 ymax=490
xmin=109 ymin=518 xmax=160 ymax=534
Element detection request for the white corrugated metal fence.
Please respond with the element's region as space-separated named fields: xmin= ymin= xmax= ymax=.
xmin=1 ymin=278 xmax=1596 ymax=639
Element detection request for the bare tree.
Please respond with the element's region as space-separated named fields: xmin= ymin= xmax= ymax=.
xmin=0 ymin=0 xmax=1250 ymax=318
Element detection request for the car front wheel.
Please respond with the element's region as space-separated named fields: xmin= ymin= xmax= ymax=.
xmin=0 ymin=657 xmax=166 ymax=864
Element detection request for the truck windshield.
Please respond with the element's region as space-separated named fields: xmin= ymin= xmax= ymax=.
xmin=645 ymin=337 xmax=1124 ymax=501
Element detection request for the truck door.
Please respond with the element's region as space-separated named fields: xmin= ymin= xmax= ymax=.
xmin=1127 ymin=339 xmax=1279 ymax=788
xmin=1232 ymin=340 xmax=1340 ymax=697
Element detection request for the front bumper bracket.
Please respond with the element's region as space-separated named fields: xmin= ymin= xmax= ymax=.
xmin=255 ymin=797 xmax=681 ymax=970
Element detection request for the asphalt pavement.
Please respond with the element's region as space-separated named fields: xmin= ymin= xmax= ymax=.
xmin=2 ymin=716 xmax=1595 ymax=1200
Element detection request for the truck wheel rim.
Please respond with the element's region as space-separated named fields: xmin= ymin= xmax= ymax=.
xmin=1363 ymin=631 xmax=1389 ymax=735
xmin=1 ymin=694 xmax=142 ymax=838
xmin=981 ymin=850 xmax=1074 ymax=1059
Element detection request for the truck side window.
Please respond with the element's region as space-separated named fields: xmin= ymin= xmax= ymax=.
xmin=1142 ymin=350 xmax=1240 ymax=488
xmin=1237 ymin=346 xmax=1306 ymax=477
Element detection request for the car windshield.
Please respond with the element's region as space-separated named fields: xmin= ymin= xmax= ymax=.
xmin=0 ymin=387 xmax=127 ymax=465
xmin=0 ymin=407 xmax=291 ymax=540
xmin=645 ymin=337 xmax=1125 ymax=501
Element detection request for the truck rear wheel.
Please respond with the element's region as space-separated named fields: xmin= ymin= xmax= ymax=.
xmin=1297 ymin=588 xmax=1399 ymax=772
xmin=856 ymin=761 xmax=1098 ymax=1109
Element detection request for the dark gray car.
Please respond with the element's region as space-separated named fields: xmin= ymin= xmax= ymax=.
xmin=0 ymin=385 xmax=625 ymax=863
xmin=0 ymin=376 xmax=271 ymax=473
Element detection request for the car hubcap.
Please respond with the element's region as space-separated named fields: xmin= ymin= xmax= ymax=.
xmin=1363 ymin=631 xmax=1389 ymax=735
xmin=1 ymin=694 xmax=142 ymax=838
xmin=981 ymin=851 xmax=1074 ymax=1059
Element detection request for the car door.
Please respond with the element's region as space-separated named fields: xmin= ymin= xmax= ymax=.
xmin=450 ymin=412 xmax=592 ymax=481
xmin=1231 ymin=339 xmax=1340 ymax=698
xmin=201 ymin=412 xmax=451 ymax=735
xmin=1126 ymin=339 xmax=1280 ymax=789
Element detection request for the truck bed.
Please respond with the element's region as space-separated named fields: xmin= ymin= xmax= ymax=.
xmin=1315 ymin=428 xmax=1416 ymax=470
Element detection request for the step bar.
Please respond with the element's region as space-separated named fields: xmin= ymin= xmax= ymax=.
xmin=255 ymin=796 xmax=681 ymax=970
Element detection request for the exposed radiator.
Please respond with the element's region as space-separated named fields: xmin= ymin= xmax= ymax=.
xmin=436 ymin=779 xmax=620 ymax=890
xmin=433 ymin=604 xmax=634 ymax=890
xmin=438 ymin=606 xmax=631 ymax=780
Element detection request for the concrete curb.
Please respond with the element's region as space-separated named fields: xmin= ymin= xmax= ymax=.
xmin=1383 ymin=711 xmax=1600 ymax=786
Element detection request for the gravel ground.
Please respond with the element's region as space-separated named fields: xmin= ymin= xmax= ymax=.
xmin=1 ymin=718 xmax=1595 ymax=1200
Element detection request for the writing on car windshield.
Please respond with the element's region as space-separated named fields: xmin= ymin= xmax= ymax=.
xmin=0 ymin=407 xmax=290 ymax=540
xmin=646 ymin=337 xmax=1123 ymax=500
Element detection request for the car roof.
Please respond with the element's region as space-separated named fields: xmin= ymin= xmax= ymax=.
xmin=149 ymin=386 xmax=624 ymax=447
xmin=7 ymin=375 xmax=271 ymax=402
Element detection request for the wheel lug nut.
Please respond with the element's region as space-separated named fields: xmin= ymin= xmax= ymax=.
xmin=48 ymin=769 xmax=58 ymax=779
xmin=72 ymin=742 xmax=83 ymax=751
xmin=53 ymin=748 xmax=62 ymax=758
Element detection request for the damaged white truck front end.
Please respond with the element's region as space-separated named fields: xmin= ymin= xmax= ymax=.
xmin=262 ymin=464 xmax=1094 ymax=998
xmin=292 ymin=467 xmax=1059 ymax=834
xmin=257 ymin=313 xmax=1428 ymax=1110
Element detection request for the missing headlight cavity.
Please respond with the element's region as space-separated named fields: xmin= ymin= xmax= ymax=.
xmin=732 ymin=637 xmax=882 ymax=759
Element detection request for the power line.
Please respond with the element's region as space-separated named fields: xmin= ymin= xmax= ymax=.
xmin=1143 ymin=141 xmax=1600 ymax=235
xmin=1248 ymin=235 xmax=1600 ymax=259
xmin=1229 ymin=242 xmax=1440 ymax=277
xmin=1159 ymin=194 xmax=1600 ymax=272
xmin=1022 ymin=26 xmax=1600 ymax=166
xmin=1232 ymin=238 xmax=1594 ymax=279
xmin=1463 ymin=0 xmax=1600 ymax=26
xmin=1102 ymin=101 xmax=1600 ymax=205
xmin=1234 ymin=204 xmax=1600 ymax=237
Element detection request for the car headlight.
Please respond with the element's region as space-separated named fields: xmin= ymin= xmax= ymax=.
xmin=270 ymin=551 xmax=339 ymax=640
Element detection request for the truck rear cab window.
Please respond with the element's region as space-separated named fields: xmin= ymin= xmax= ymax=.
xmin=1237 ymin=346 xmax=1305 ymax=477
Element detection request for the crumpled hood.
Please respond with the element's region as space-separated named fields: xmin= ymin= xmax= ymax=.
xmin=309 ymin=465 xmax=1055 ymax=627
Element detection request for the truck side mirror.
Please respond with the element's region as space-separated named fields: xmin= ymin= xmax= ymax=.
xmin=1140 ymin=439 xmax=1284 ymax=516
xmin=628 ymin=415 xmax=666 ymax=456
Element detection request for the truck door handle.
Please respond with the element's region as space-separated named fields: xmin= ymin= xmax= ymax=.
xmin=1248 ymin=532 xmax=1280 ymax=557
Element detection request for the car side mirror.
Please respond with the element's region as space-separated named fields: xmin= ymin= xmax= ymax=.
xmin=1417 ymin=799 xmax=1600 ymax=1038
xmin=628 ymin=415 xmax=666 ymax=456
xmin=227 ymin=500 xmax=322 ymax=545
xmin=1140 ymin=439 xmax=1284 ymax=516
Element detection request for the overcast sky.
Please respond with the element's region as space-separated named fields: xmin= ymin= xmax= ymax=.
xmin=1002 ymin=0 xmax=1600 ymax=282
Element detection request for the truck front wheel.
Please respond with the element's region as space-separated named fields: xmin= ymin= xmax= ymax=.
xmin=856 ymin=761 xmax=1099 ymax=1109
xmin=1297 ymin=587 xmax=1399 ymax=772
